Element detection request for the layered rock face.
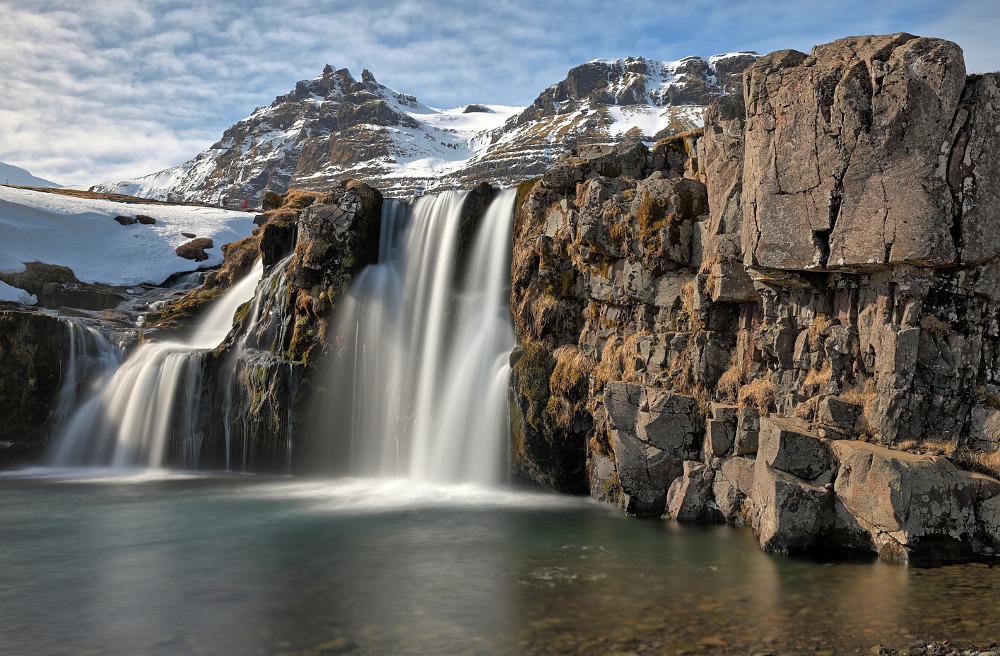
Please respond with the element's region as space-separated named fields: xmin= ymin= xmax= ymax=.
xmin=510 ymin=33 xmax=1000 ymax=561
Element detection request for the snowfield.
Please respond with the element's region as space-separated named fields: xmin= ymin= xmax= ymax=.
xmin=0 ymin=186 xmax=256 ymax=304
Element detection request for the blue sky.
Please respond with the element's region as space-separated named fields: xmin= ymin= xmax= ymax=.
xmin=2 ymin=0 xmax=997 ymax=187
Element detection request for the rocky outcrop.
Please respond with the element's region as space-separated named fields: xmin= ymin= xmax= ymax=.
xmin=0 ymin=262 xmax=126 ymax=310
xmin=508 ymin=33 xmax=1000 ymax=561
xmin=0 ymin=312 xmax=69 ymax=465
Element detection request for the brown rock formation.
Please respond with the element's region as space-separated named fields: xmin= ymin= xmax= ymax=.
xmin=509 ymin=33 xmax=1000 ymax=561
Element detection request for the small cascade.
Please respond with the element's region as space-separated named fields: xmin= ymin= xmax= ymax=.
xmin=50 ymin=321 xmax=122 ymax=432
xmin=327 ymin=188 xmax=517 ymax=485
xmin=49 ymin=261 xmax=264 ymax=468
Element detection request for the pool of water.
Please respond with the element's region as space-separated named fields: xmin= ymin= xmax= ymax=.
xmin=1 ymin=471 xmax=998 ymax=655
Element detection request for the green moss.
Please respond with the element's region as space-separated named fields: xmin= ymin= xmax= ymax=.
xmin=540 ymin=269 xmax=576 ymax=297
xmin=515 ymin=177 xmax=541 ymax=212
xmin=145 ymin=287 xmax=224 ymax=332
xmin=511 ymin=341 xmax=555 ymax=434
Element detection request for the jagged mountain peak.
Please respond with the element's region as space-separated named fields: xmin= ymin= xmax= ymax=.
xmin=92 ymin=51 xmax=758 ymax=203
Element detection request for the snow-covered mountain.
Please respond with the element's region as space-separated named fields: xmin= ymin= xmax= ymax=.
xmin=0 ymin=186 xmax=254 ymax=305
xmin=93 ymin=53 xmax=757 ymax=203
xmin=0 ymin=162 xmax=61 ymax=188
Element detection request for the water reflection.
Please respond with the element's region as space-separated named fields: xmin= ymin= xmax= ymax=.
xmin=0 ymin=475 xmax=998 ymax=655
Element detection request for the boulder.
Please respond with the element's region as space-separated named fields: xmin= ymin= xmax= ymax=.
xmin=751 ymin=463 xmax=835 ymax=553
xmin=704 ymin=418 xmax=735 ymax=458
xmin=605 ymin=381 xmax=701 ymax=516
xmin=666 ymin=460 xmax=721 ymax=522
xmin=734 ymin=408 xmax=760 ymax=455
xmin=713 ymin=456 xmax=756 ymax=522
xmin=742 ymin=34 xmax=967 ymax=271
xmin=758 ymin=417 xmax=836 ymax=483
xmin=832 ymin=440 xmax=1000 ymax=560
xmin=175 ymin=237 xmax=214 ymax=262
xmin=817 ymin=396 xmax=862 ymax=432
xmin=701 ymin=94 xmax=745 ymax=239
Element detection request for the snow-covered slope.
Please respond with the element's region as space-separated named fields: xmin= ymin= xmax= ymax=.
xmin=0 ymin=162 xmax=61 ymax=188
xmin=94 ymin=53 xmax=758 ymax=202
xmin=0 ymin=186 xmax=255 ymax=304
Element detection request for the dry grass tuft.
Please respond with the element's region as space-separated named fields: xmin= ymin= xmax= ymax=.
xmin=807 ymin=314 xmax=834 ymax=349
xmin=920 ymin=314 xmax=951 ymax=339
xmin=803 ymin=362 xmax=832 ymax=390
xmin=793 ymin=399 xmax=817 ymax=422
xmin=593 ymin=335 xmax=644 ymax=391
xmin=717 ymin=359 xmax=743 ymax=403
xmin=737 ymin=378 xmax=777 ymax=413
xmin=550 ymin=345 xmax=594 ymax=396
xmin=698 ymin=253 xmax=723 ymax=296
xmin=954 ymin=447 xmax=1000 ymax=479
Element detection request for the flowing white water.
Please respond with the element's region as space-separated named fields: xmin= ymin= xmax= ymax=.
xmin=49 ymin=260 xmax=264 ymax=468
xmin=50 ymin=321 xmax=122 ymax=431
xmin=329 ymin=189 xmax=517 ymax=485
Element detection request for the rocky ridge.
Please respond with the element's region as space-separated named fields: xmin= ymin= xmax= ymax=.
xmin=92 ymin=54 xmax=757 ymax=203
xmin=508 ymin=33 xmax=1000 ymax=561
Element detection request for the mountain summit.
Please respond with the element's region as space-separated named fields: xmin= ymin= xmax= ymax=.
xmin=93 ymin=53 xmax=757 ymax=203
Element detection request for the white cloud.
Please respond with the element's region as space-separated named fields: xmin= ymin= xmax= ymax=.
xmin=0 ymin=0 xmax=993 ymax=187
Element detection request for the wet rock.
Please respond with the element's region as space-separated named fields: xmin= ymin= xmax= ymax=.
xmin=666 ymin=460 xmax=721 ymax=522
xmin=752 ymin=462 xmax=835 ymax=554
xmin=0 ymin=311 xmax=69 ymax=465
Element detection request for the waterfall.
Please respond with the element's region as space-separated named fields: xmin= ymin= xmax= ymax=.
xmin=49 ymin=261 xmax=264 ymax=468
xmin=327 ymin=188 xmax=517 ymax=485
xmin=50 ymin=321 xmax=122 ymax=432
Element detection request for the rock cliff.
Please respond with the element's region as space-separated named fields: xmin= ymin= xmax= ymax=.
xmin=509 ymin=33 xmax=1000 ymax=561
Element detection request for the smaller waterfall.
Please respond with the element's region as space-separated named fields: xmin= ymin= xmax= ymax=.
xmin=50 ymin=321 xmax=122 ymax=431
xmin=327 ymin=189 xmax=517 ymax=485
xmin=50 ymin=261 xmax=264 ymax=468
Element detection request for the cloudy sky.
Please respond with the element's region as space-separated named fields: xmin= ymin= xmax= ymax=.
xmin=2 ymin=0 xmax=997 ymax=188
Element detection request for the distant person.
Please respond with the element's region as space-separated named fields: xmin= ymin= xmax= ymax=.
xmin=241 ymin=199 xmax=250 ymax=210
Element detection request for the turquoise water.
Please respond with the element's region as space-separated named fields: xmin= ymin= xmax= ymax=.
xmin=1 ymin=472 xmax=998 ymax=655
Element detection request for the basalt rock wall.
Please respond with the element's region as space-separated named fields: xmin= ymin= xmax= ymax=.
xmin=0 ymin=312 xmax=70 ymax=466
xmin=509 ymin=33 xmax=1000 ymax=561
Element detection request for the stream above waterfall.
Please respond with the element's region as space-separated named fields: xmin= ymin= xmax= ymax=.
xmin=1 ymin=473 xmax=999 ymax=655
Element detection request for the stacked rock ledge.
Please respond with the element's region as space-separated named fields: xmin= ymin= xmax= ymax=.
xmin=508 ymin=33 xmax=1000 ymax=561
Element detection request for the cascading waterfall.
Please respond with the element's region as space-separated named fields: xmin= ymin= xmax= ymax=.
xmin=50 ymin=321 xmax=122 ymax=431
xmin=328 ymin=188 xmax=517 ymax=485
xmin=49 ymin=261 xmax=264 ymax=468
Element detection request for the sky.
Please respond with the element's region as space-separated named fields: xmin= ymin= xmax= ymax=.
xmin=2 ymin=0 xmax=998 ymax=188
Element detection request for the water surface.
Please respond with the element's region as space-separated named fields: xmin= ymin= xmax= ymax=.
xmin=1 ymin=472 xmax=998 ymax=655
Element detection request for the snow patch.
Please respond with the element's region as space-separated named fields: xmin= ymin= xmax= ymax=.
xmin=0 ymin=280 xmax=36 ymax=305
xmin=0 ymin=186 xmax=255 ymax=286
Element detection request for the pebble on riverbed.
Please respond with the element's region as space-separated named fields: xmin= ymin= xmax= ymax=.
xmin=875 ymin=642 xmax=1000 ymax=656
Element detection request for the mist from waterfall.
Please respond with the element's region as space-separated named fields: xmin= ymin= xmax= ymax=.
xmin=49 ymin=261 xmax=264 ymax=468
xmin=327 ymin=188 xmax=517 ymax=485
